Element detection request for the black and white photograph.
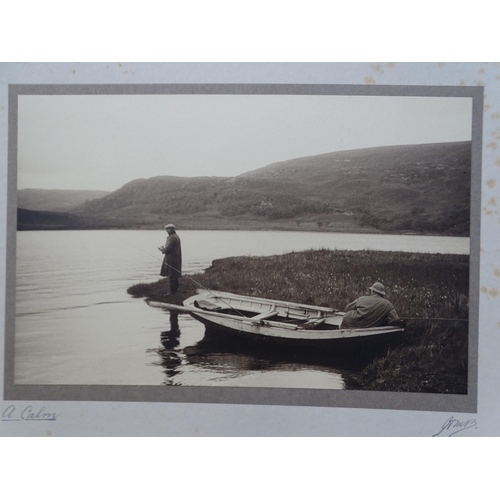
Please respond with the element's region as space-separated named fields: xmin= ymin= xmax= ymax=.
xmin=4 ymin=83 xmax=479 ymax=411
xmin=4 ymin=60 xmax=500 ymax=439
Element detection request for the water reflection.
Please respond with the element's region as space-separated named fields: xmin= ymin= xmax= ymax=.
xmin=160 ymin=312 xmax=180 ymax=348
xmin=185 ymin=329 xmax=383 ymax=371
xmin=156 ymin=312 xmax=182 ymax=384
xmin=152 ymin=312 xmax=392 ymax=387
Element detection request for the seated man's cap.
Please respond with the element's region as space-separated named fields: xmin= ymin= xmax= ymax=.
xmin=369 ymin=282 xmax=386 ymax=296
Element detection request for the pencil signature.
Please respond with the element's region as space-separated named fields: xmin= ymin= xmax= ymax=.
xmin=433 ymin=416 xmax=477 ymax=437
xmin=2 ymin=404 xmax=60 ymax=422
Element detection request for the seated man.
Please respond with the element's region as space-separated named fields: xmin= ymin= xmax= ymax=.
xmin=340 ymin=282 xmax=400 ymax=329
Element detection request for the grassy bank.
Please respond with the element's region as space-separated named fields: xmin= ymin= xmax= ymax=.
xmin=128 ymin=249 xmax=469 ymax=394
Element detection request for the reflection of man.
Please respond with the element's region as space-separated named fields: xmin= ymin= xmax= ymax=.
xmin=159 ymin=224 xmax=182 ymax=294
xmin=340 ymin=282 xmax=400 ymax=329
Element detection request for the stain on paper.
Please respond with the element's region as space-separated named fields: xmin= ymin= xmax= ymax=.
xmin=481 ymin=286 xmax=499 ymax=298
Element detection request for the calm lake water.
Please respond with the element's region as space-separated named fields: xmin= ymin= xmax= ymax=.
xmin=14 ymin=230 xmax=469 ymax=389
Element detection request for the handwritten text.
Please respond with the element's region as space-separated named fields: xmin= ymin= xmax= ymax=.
xmin=2 ymin=405 xmax=60 ymax=422
xmin=433 ymin=416 xmax=477 ymax=437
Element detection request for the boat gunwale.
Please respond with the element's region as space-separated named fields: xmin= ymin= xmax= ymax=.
xmin=198 ymin=289 xmax=338 ymax=313
xmin=188 ymin=309 xmax=403 ymax=340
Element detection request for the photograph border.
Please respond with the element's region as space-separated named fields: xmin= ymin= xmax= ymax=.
xmin=4 ymin=82 xmax=482 ymax=414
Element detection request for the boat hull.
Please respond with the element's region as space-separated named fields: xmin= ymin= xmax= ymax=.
xmin=190 ymin=311 xmax=404 ymax=351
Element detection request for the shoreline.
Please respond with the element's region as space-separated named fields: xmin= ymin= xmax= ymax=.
xmin=17 ymin=225 xmax=470 ymax=239
xmin=128 ymin=248 xmax=469 ymax=394
xmin=16 ymin=210 xmax=469 ymax=237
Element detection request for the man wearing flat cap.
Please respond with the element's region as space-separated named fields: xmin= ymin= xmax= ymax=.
xmin=340 ymin=282 xmax=400 ymax=329
xmin=159 ymin=224 xmax=182 ymax=294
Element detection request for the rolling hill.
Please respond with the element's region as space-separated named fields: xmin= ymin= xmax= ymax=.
xmin=17 ymin=208 xmax=121 ymax=231
xmin=17 ymin=189 xmax=110 ymax=212
xmin=19 ymin=141 xmax=472 ymax=235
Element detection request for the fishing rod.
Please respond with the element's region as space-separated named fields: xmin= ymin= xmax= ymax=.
xmin=401 ymin=317 xmax=468 ymax=322
xmin=132 ymin=244 xmax=248 ymax=318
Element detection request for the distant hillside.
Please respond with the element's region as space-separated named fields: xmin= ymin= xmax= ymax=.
xmin=239 ymin=141 xmax=471 ymax=234
xmin=17 ymin=208 xmax=123 ymax=231
xmin=18 ymin=189 xmax=110 ymax=212
xmin=20 ymin=141 xmax=471 ymax=235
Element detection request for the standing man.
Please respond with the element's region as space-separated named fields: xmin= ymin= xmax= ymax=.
xmin=159 ymin=223 xmax=182 ymax=294
xmin=340 ymin=282 xmax=400 ymax=329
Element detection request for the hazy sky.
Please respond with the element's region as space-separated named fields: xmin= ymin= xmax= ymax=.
xmin=17 ymin=93 xmax=473 ymax=191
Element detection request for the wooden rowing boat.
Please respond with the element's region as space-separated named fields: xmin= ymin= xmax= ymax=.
xmin=148 ymin=290 xmax=404 ymax=350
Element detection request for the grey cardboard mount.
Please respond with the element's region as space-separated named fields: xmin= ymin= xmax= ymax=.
xmin=0 ymin=63 xmax=496 ymax=437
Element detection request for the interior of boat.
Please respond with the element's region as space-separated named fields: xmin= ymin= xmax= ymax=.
xmin=192 ymin=298 xmax=341 ymax=330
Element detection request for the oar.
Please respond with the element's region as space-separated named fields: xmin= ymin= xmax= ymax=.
xmin=147 ymin=301 xmax=234 ymax=319
xmin=401 ymin=317 xmax=468 ymax=322
xmin=147 ymin=301 xmax=195 ymax=314
xmin=147 ymin=300 xmax=268 ymax=325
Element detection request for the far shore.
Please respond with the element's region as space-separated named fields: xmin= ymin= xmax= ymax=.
xmin=17 ymin=221 xmax=467 ymax=238
xmin=16 ymin=208 xmax=469 ymax=236
xmin=128 ymin=248 xmax=469 ymax=395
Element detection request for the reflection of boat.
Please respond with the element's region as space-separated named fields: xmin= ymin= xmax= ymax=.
xmin=183 ymin=328 xmax=371 ymax=372
xmin=148 ymin=290 xmax=404 ymax=351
